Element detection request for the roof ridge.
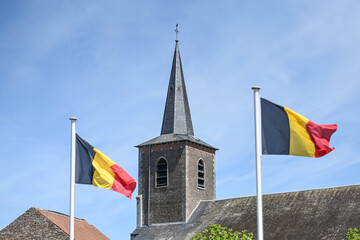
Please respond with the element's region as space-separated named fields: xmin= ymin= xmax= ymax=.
xmin=36 ymin=208 xmax=85 ymax=221
xmin=201 ymin=184 xmax=360 ymax=204
xmin=35 ymin=208 xmax=70 ymax=237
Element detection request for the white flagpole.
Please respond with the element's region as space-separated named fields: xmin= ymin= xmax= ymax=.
xmin=251 ymin=87 xmax=264 ymax=240
xmin=69 ymin=117 xmax=77 ymax=240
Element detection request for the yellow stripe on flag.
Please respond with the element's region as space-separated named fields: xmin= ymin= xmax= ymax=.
xmin=92 ymin=148 xmax=116 ymax=189
xmin=284 ymin=107 xmax=315 ymax=157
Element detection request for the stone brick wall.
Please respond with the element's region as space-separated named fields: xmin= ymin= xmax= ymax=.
xmin=0 ymin=208 xmax=68 ymax=240
xmin=185 ymin=142 xmax=216 ymax=220
xmin=137 ymin=141 xmax=216 ymax=226
xmin=138 ymin=142 xmax=187 ymax=225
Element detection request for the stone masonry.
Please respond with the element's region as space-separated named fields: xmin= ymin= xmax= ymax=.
xmin=0 ymin=208 xmax=68 ymax=240
xmin=137 ymin=141 xmax=215 ymax=226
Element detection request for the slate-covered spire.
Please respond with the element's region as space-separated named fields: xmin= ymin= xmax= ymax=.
xmin=161 ymin=41 xmax=194 ymax=136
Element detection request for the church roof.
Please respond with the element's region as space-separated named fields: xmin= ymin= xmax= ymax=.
xmin=161 ymin=41 xmax=194 ymax=136
xmin=137 ymin=41 xmax=217 ymax=150
xmin=131 ymin=184 xmax=360 ymax=240
xmin=0 ymin=207 xmax=109 ymax=240
xmin=136 ymin=133 xmax=217 ymax=150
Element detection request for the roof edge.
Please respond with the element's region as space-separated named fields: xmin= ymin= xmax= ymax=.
xmin=135 ymin=134 xmax=218 ymax=151
xmin=35 ymin=208 xmax=70 ymax=237
xmin=199 ymin=184 xmax=360 ymax=204
xmin=35 ymin=208 xmax=84 ymax=221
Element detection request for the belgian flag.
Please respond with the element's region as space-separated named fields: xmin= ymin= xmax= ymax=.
xmin=261 ymin=98 xmax=337 ymax=158
xmin=75 ymin=134 xmax=136 ymax=199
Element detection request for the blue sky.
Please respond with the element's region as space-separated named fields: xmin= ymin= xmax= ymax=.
xmin=1 ymin=1 xmax=359 ymax=239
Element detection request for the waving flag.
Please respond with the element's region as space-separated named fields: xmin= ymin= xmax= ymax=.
xmin=261 ymin=98 xmax=337 ymax=157
xmin=75 ymin=134 xmax=136 ymax=199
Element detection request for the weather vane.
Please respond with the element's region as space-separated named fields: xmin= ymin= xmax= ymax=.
xmin=175 ymin=24 xmax=179 ymax=42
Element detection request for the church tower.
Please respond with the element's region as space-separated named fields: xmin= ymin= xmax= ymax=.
xmin=135 ymin=37 xmax=218 ymax=227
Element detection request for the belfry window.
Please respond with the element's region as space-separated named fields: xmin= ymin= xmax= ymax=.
xmin=156 ymin=158 xmax=168 ymax=187
xmin=198 ymin=159 xmax=205 ymax=189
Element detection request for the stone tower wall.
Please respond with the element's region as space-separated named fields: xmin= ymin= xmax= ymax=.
xmin=138 ymin=141 xmax=216 ymax=225
xmin=185 ymin=142 xmax=216 ymax=220
xmin=138 ymin=142 xmax=187 ymax=225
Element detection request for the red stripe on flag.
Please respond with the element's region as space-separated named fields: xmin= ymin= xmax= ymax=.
xmin=306 ymin=121 xmax=338 ymax=157
xmin=110 ymin=164 xmax=136 ymax=199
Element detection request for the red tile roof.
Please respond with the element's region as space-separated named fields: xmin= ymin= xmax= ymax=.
xmin=36 ymin=208 xmax=110 ymax=240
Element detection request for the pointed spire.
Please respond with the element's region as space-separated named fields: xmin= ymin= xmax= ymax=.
xmin=161 ymin=37 xmax=194 ymax=136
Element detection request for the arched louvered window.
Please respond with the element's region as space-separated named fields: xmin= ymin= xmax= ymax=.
xmin=198 ymin=159 xmax=205 ymax=189
xmin=156 ymin=158 xmax=168 ymax=187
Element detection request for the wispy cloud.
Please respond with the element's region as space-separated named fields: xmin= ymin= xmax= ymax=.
xmin=0 ymin=1 xmax=359 ymax=239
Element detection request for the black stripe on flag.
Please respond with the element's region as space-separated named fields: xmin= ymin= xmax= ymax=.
xmin=261 ymin=98 xmax=290 ymax=155
xmin=75 ymin=134 xmax=96 ymax=184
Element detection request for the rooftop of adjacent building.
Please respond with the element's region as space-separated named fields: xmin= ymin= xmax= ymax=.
xmin=0 ymin=207 xmax=109 ymax=240
xmin=132 ymin=184 xmax=360 ymax=240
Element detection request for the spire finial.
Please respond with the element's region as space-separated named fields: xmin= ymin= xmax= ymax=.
xmin=175 ymin=24 xmax=179 ymax=43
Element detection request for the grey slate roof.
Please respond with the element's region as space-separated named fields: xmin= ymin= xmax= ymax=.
xmin=131 ymin=184 xmax=360 ymax=240
xmin=161 ymin=42 xmax=194 ymax=136
xmin=137 ymin=42 xmax=216 ymax=150
xmin=136 ymin=133 xmax=217 ymax=150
